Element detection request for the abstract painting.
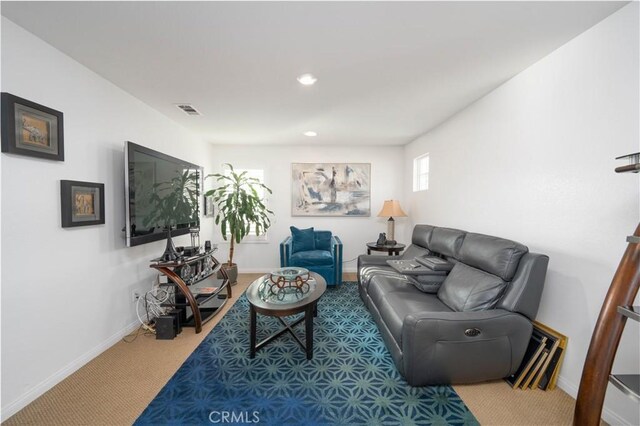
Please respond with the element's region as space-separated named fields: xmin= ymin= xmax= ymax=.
xmin=292 ymin=163 xmax=370 ymax=216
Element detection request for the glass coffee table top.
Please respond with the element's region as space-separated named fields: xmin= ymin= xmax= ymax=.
xmin=247 ymin=272 xmax=327 ymax=311
xmin=257 ymin=276 xmax=317 ymax=305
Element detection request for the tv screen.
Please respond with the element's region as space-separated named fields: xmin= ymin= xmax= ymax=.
xmin=125 ymin=141 xmax=201 ymax=247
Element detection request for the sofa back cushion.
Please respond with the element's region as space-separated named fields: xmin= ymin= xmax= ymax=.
xmin=290 ymin=226 xmax=315 ymax=253
xmin=438 ymin=263 xmax=507 ymax=311
xmin=496 ymin=252 xmax=549 ymax=319
xmin=411 ymin=225 xmax=435 ymax=249
xmin=429 ymin=227 xmax=466 ymax=258
xmin=314 ymin=230 xmax=333 ymax=251
xmin=402 ymin=244 xmax=431 ymax=260
xmin=458 ymin=233 xmax=528 ymax=281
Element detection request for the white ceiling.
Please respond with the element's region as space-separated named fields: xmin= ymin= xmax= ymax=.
xmin=1 ymin=1 xmax=628 ymax=146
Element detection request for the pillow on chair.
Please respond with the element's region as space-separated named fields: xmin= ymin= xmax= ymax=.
xmin=290 ymin=226 xmax=315 ymax=253
xmin=315 ymin=231 xmax=333 ymax=251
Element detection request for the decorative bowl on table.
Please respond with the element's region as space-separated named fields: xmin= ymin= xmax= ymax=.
xmin=258 ymin=267 xmax=315 ymax=303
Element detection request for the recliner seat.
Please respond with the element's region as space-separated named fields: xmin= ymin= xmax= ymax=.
xmin=358 ymin=224 xmax=548 ymax=386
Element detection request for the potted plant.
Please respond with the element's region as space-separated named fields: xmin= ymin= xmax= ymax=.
xmin=205 ymin=164 xmax=273 ymax=284
xmin=144 ymin=168 xmax=200 ymax=261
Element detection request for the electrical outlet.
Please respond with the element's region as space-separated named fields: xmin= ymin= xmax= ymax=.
xmin=132 ymin=291 xmax=141 ymax=303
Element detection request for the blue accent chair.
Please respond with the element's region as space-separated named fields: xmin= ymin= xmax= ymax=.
xmin=280 ymin=229 xmax=343 ymax=285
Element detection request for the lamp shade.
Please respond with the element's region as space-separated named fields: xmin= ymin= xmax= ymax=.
xmin=377 ymin=200 xmax=407 ymax=218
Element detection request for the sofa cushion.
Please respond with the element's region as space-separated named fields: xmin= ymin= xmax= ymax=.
xmin=408 ymin=275 xmax=447 ymax=293
xmin=429 ymin=227 xmax=466 ymax=258
xmin=368 ymin=274 xmax=416 ymax=305
xmin=368 ymin=275 xmax=452 ymax=344
xmin=458 ymin=233 xmax=528 ymax=281
xmin=438 ymin=263 xmax=507 ymax=311
xmin=314 ymin=230 xmax=333 ymax=251
xmin=290 ymin=226 xmax=315 ymax=253
xmin=401 ymin=245 xmax=432 ymax=260
xmin=411 ymin=225 xmax=435 ymax=249
xmin=289 ymin=249 xmax=333 ymax=266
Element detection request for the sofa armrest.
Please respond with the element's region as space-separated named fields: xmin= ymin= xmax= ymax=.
xmin=401 ymin=309 xmax=533 ymax=385
xmin=332 ymin=235 xmax=343 ymax=285
xmin=358 ymin=254 xmax=400 ymax=268
xmin=280 ymin=236 xmax=293 ymax=267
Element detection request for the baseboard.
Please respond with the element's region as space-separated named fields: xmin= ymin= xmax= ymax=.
xmin=557 ymin=375 xmax=631 ymax=426
xmin=1 ymin=320 xmax=140 ymax=422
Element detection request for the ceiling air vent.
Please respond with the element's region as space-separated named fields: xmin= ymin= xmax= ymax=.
xmin=175 ymin=104 xmax=202 ymax=116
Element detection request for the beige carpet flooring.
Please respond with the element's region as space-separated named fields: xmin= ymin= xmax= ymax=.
xmin=4 ymin=273 xmax=583 ymax=425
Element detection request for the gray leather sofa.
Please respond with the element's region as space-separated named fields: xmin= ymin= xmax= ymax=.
xmin=358 ymin=224 xmax=548 ymax=386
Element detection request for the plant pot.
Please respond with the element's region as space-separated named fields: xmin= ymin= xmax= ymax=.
xmin=217 ymin=263 xmax=238 ymax=286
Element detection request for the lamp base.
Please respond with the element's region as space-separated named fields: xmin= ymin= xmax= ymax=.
xmin=387 ymin=217 xmax=395 ymax=242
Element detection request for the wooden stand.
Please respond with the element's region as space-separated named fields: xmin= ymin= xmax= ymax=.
xmin=574 ymin=152 xmax=640 ymax=425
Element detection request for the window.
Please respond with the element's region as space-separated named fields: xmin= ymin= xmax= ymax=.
xmin=413 ymin=153 xmax=429 ymax=192
xmin=223 ymin=167 xmax=268 ymax=242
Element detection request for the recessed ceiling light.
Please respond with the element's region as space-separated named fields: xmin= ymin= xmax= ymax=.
xmin=303 ymin=131 xmax=318 ymax=137
xmin=297 ymin=73 xmax=317 ymax=86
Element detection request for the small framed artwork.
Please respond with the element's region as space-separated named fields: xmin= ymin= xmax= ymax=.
xmin=61 ymin=180 xmax=105 ymax=228
xmin=1 ymin=92 xmax=64 ymax=161
xmin=204 ymin=194 xmax=215 ymax=217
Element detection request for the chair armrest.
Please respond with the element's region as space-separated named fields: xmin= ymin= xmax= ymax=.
xmin=280 ymin=236 xmax=293 ymax=267
xmin=401 ymin=309 xmax=532 ymax=384
xmin=332 ymin=236 xmax=343 ymax=285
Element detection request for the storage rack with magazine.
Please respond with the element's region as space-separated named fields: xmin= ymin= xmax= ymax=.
xmin=150 ymin=248 xmax=231 ymax=333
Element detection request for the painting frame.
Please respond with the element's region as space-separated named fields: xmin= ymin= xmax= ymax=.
xmin=1 ymin=93 xmax=64 ymax=161
xmin=292 ymin=162 xmax=371 ymax=217
xmin=61 ymin=180 xmax=105 ymax=228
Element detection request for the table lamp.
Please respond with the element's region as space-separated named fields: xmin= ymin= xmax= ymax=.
xmin=377 ymin=200 xmax=407 ymax=243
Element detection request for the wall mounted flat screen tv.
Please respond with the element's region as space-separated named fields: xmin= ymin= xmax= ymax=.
xmin=125 ymin=141 xmax=201 ymax=247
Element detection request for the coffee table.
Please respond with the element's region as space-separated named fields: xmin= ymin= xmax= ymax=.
xmin=246 ymin=271 xmax=326 ymax=360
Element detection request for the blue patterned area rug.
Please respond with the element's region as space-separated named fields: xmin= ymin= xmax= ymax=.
xmin=135 ymin=282 xmax=478 ymax=425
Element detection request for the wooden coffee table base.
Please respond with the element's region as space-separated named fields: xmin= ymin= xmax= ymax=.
xmin=249 ymin=302 xmax=317 ymax=360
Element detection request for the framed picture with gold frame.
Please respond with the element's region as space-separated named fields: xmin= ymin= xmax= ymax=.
xmin=61 ymin=180 xmax=105 ymax=228
xmin=1 ymin=92 xmax=64 ymax=161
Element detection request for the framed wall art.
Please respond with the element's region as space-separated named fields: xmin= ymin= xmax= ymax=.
xmin=292 ymin=163 xmax=371 ymax=217
xmin=61 ymin=180 xmax=105 ymax=228
xmin=1 ymin=93 xmax=64 ymax=161
xmin=2 ymin=92 xmax=64 ymax=161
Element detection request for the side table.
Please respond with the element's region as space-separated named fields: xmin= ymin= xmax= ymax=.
xmin=366 ymin=242 xmax=406 ymax=256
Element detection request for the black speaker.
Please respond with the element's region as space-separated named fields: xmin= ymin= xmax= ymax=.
xmin=168 ymin=308 xmax=183 ymax=335
xmin=156 ymin=315 xmax=176 ymax=340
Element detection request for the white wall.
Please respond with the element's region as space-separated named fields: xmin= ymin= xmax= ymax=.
xmin=204 ymin=145 xmax=405 ymax=273
xmin=404 ymin=4 xmax=639 ymax=425
xmin=0 ymin=18 xmax=217 ymax=419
